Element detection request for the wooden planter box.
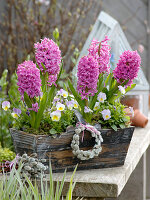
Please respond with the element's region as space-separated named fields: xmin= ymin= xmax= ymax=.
xmin=10 ymin=126 xmax=134 ymax=173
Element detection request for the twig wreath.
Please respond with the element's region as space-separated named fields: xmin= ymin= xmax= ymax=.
xmin=71 ymin=123 xmax=103 ymax=160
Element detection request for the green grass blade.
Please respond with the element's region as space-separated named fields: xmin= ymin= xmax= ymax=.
xmin=66 ymin=165 xmax=77 ymax=200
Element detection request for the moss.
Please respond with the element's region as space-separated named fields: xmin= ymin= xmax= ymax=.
xmin=0 ymin=144 xmax=16 ymax=163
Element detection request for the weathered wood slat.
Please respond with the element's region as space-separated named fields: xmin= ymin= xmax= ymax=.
xmin=10 ymin=127 xmax=134 ymax=172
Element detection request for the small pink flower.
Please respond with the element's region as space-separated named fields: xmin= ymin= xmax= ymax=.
xmin=28 ymin=103 xmax=39 ymax=112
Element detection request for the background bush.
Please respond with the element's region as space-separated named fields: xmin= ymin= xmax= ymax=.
xmin=0 ymin=0 xmax=102 ymax=82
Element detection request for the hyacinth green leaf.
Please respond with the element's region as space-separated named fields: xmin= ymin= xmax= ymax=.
xmin=68 ymin=79 xmax=85 ymax=112
xmin=40 ymin=71 xmax=46 ymax=92
xmin=109 ymin=77 xmax=117 ymax=91
xmin=89 ymin=74 xmax=103 ymax=110
xmin=112 ymin=84 xmax=136 ymax=102
xmin=57 ymin=61 xmax=63 ymax=81
xmin=105 ymin=72 xmax=112 ymax=87
xmin=24 ymin=92 xmax=35 ymax=127
xmin=125 ymin=83 xmax=136 ymax=93
xmin=41 ymin=63 xmax=47 ymax=71
xmin=35 ymin=91 xmax=47 ymax=129
xmin=47 ymin=62 xmax=63 ymax=107
xmin=63 ymin=82 xmax=68 ymax=92
xmin=24 ymin=92 xmax=32 ymax=108
xmin=8 ymin=91 xmax=18 ymax=108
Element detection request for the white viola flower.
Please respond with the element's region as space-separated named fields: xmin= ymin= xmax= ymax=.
xmin=50 ymin=110 xmax=61 ymax=121
xmin=12 ymin=108 xmax=21 ymax=119
xmin=118 ymin=86 xmax=125 ymax=94
xmin=66 ymin=101 xmax=74 ymax=110
xmin=84 ymin=106 xmax=93 ymax=113
xmin=56 ymin=89 xmax=63 ymax=96
xmin=72 ymin=101 xmax=79 ymax=109
xmin=97 ymin=92 xmax=106 ymax=103
xmin=69 ymin=94 xmax=74 ymax=99
xmin=53 ymin=97 xmax=60 ymax=106
xmin=57 ymin=89 xmax=68 ymax=98
xmin=62 ymin=90 xmax=68 ymax=98
xmin=101 ymin=109 xmax=111 ymax=120
xmin=56 ymin=102 xmax=65 ymax=111
xmin=94 ymin=102 xmax=100 ymax=111
xmin=2 ymin=101 xmax=10 ymax=111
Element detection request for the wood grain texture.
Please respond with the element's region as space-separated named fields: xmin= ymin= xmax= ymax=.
xmin=10 ymin=126 xmax=134 ymax=172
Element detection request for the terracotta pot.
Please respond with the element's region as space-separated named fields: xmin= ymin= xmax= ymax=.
xmin=121 ymin=96 xmax=139 ymax=110
xmin=131 ymin=109 xmax=148 ymax=128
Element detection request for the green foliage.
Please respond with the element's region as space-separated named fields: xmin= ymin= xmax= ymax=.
xmin=68 ymin=79 xmax=85 ymax=115
xmin=70 ymin=69 xmax=135 ymax=127
xmin=0 ymin=144 xmax=16 ymax=162
xmin=0 ymin=163 xmax=76 ymax=200
xmin=53 ymin=28 xmax=60 ymax=46
xmin=71 ymin=48 xmax=80 ymax=66
xmin=0 ymin=69 xmax=8 ymax=95
xmin=92 ymin=102 xmax=130 ymax=130
xmin=0 ymin=70 xmax=17 ymax=148
xmin=39 ymin=109 xmax=76 ymax=135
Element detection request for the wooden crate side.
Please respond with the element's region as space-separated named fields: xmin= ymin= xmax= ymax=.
xmin=10 ymin=127 xmax=134 ymax=172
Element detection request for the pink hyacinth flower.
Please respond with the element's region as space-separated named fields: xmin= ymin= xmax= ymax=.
xmin=77 ymin=55 xmax=99 ymax=100
xmin=88 ymin=36 xmax=111 ymax=74
xmin=34 ymin=38 xmax=61 ymax=86
xmin=113 ymin=50 xmax=141 ymax=86
xmin=17 ymin=60 xmax=41 ymax=99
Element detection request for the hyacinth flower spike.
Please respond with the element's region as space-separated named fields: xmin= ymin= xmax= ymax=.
xmin=107 ymin=50 xmax=141 ymax=103
xmin=88 ymin=36 xmax=111 ymax=110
